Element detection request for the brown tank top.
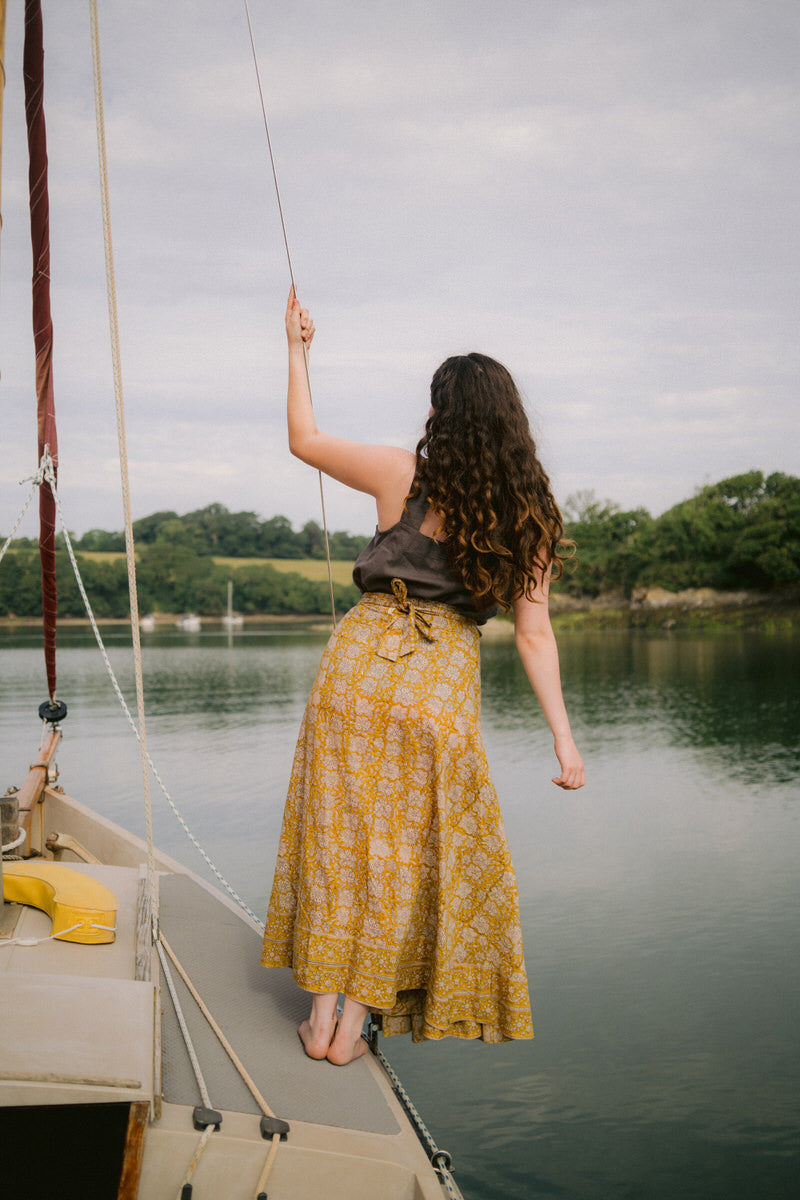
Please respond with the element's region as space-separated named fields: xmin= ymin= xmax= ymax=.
xmin=352 ymin=484 xmax=498 ymax=624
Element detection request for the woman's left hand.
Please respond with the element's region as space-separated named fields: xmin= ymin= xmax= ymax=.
xmin=552 ymin=734 xmax=585 ymax=790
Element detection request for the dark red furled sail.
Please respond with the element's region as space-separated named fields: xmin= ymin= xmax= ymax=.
xmin=23 ymin=0 xmax=58 ymax=700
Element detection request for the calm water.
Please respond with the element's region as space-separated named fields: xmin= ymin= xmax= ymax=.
xmin=1 ymin=623 xmax=798 ymax=1199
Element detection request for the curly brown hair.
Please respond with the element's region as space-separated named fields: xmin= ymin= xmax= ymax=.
xmin=409 ymin=353 xmax=569 ymax=610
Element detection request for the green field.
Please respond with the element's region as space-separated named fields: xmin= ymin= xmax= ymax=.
xmin=75 ymin=550 xmax=356 ymax=587
xmin=215 ymin=557 xmax=355 ymax=586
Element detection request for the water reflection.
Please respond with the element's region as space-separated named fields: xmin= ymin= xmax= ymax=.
xmin=481 ymin=630 xmax=800 ymax=786
xmin=2 ymin=625 xmax=799 ymax=1200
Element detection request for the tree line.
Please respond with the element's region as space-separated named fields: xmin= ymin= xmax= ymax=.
xmin=557 ymin=470 xmax=800 ymax=596
xmin=69 ymin=503 xmax=371 ymax=561
xmin=0 ymin=543 xmax=360 ymax=619
xmin=1 ymin=470 xmax=798 ymax=618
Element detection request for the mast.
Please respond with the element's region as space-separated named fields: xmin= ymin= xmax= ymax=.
xmin=0 ymin=1 xmax=5 ymax=905
xmin=0 ymin=2 xmax=6 ymax=234
xmin=23 ymin=0 xmax=59 ymax=704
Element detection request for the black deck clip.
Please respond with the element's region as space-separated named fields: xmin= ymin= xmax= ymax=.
xmin=260 ymin=1114 xmax=290 ymax=1141
xmin=39 ymin=698 xmax=67 ymax=725
xmin=193 ymin=1105 xmax=222 ymax=1131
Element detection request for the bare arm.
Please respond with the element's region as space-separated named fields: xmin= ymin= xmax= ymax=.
xmin=285 ymin=290 xmax=414 ymax=521
xmin=513 ymin=574 xmax=585 ymax=791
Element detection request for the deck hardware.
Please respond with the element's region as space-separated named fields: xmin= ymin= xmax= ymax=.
xmin=38 ymin=699 xmax=68 ymax=724
xmin=192 ymin=1105 xmax=222 ymax=1131
xmin=260 ymin=1115 xmax=290 ymax=1140
xmin=366 ymin=1016 xmax=380 ymax=1054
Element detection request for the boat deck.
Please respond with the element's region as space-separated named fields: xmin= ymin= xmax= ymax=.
xmin=2 ymin=841 xmax=453 ymax=1199
xmin=158 ymin=870 xmax=399 ymax=1135
xmin=0 ymin=863 xmax=155 ymax=1107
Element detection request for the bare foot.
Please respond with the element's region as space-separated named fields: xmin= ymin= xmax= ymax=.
xmin=325 ymin=1026 xmax=369 ymax=1067
xmin=298 ymin=1014 xmax=337 ymax=1060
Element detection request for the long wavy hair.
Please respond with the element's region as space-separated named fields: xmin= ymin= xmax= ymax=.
xmin=409 ymin=353 xmax=569 ymax=610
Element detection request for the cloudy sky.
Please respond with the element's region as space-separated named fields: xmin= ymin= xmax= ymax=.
xmin=1 ymin=0 xmax=797 ymax=539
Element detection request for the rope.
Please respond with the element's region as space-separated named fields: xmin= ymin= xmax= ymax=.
xmin=177 ymin=1127 xmax=214 ymax=1200
xmin=156 ymin=939 xmax=219 ymax=1199
xmin=159 ymin=935 xmax=276 ymax=1118
xmin=89 ymin=0 xmax=158 ymax=936
xmin=156 ymin=939 xmax=212 ymax=1109
xmin=375 ymin=1045 xmax=462 ymax=1199
xmin=41 ymin=454 xmax=263 ymax=929
xmin=0 ymin=922 xmax=116 ymax=949
xmin=0 ymin=468 xmax=43 ymax=566
xmin=1 ymin=830 xmax=27 ymax=854
xmin=253 ymin=1136 xmax=281 ymax=1200
xmin=159 ymin=935 xmax=283 ymax=1199
xmin=241 ymin=0 xmax=337 ymax=629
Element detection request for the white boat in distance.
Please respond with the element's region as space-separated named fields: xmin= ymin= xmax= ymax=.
xmin=175 ymin=613 xmax=202 ymax=632
xmin=221 ymin=580 xmax=244 ymax=629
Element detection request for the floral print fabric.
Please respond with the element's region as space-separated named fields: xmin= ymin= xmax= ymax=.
xmin=261 ymin=588 xmax=534 ymax=1043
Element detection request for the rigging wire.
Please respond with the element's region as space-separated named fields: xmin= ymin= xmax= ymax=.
xmin=89 ymin=0 xmax=158 ymax=934
xmin=241 ymin=0 xmax=337 ymax=628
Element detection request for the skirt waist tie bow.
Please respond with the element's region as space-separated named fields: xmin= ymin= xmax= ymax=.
xmin=374 ymin=578 xmax=437 ymax=662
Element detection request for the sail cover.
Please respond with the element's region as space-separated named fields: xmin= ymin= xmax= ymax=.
xmin=24 ymin=0 xmax=58 ymax=700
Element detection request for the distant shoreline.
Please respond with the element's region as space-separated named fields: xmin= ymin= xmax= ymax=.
xmin=546 ymin=585 xmax=800 ymax=631
xmin=1 ymin=587 xmax=797 ymax=633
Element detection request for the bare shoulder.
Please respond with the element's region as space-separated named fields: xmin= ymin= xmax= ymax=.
xmin=380 ymin=447 xmax=417 ymax=486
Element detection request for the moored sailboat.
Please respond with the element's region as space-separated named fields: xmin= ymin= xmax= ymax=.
xmin=222 ymin=579 xmax=244 ymax=629
xmin=0 ymin=4 xmax=463 ymax=1197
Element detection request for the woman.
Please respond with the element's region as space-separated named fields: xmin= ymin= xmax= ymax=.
xmin=262 ymin=290 xmax=585 ymax=1066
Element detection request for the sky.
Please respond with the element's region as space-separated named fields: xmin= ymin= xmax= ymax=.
xmin=1 ymin=0 xmax=798 ymax=539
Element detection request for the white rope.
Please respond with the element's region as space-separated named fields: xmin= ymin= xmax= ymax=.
xmin=0 ymin=922 xmax=101 ymax=949
xmin=0 ymin=468 xmax=44 ymax=566
xmin=1 ymin=829 xmax=27 ymax=854
xmin=41 ymin=455 xmax=264 ymax=930
xmin=159 ymin=933 xmax=284 ymax=1199
xmin=89 ymin=0 xmax=158 ymax=935
xmin=375 ymin=1044 xmax=462 ymax=1198
xmin=156 ymin=939 xmax=218 ymax=1200
xmin=156 ymin=939 xmax=212 ymax=1109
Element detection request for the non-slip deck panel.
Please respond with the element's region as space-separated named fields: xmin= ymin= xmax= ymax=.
xmin=158 ymin=872 xmax=399 ymax=1135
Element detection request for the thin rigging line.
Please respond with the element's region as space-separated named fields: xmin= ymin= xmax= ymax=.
xmin=89 ymin=0 xmax=158 ymax=932
xmin=242 ymin=0 xmax=337 ymax=628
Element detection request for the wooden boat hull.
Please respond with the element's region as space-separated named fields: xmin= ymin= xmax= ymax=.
xmin=2 ymin=784 xmax=460 ymax=1200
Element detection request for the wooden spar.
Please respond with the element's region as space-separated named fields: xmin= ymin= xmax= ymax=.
xmin=16 ymin=728 xmax=61 ymax=852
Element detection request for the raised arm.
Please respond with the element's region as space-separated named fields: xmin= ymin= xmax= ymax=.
xmin=285 ymin=290 xmax=414 ymax=519
xmin=513 ymin=574 xmax=585 ymax=791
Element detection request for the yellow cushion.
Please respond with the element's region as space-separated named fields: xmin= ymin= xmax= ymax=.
xmin=2 ymin=862 xmax=117 ymax=944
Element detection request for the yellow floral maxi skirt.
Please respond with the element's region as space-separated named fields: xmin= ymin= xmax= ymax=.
xmin=261 ymin=588 xmax=534 ymax=1043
